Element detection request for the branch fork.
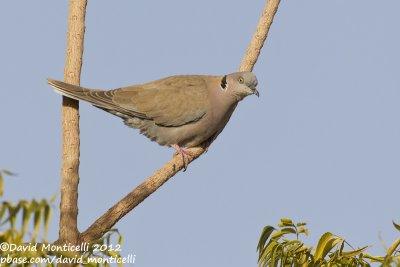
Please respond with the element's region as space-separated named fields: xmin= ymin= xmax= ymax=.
xmin=58 ymin=0 xmax=281 ymax=245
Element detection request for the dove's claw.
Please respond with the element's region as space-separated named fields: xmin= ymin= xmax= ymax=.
xmin=172 ymin=144 xmax=194 ymax=171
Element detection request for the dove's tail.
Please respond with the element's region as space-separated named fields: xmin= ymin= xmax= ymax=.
xmin=48 ymin=79 xmax=90 ymax=100
xmin=47 ymin=78 xmax=142 ymax=119
xmin=47 ymin=78 xmax=115 ymax=109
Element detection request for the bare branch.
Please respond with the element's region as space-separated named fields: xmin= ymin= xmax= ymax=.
xmin=80 ymin=0 xmax=281 ymax=243
xmin=59 ymin=0 xmax=87 ymax=245
xmin=80 ymin=147 xmax=204 ymax=242
xmin=240 ymin=0 xmax=281 ymax=72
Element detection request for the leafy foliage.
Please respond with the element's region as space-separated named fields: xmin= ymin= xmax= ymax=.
xmin=257 ymin=218 xmax=400 ymax=267
xmin=0 ymin=169 xmax=124 ymax=266
xmin=0 ymin=169 xmax=17 ymax=197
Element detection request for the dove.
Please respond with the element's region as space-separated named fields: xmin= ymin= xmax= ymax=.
xmin=48 ymin=71 xmax=259 ymax=169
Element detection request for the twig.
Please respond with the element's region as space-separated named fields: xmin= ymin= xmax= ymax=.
xmin=80 ymin=0 xmax=281 ymax=243
xmin=59 ymin=0 xmax=87 ymax=245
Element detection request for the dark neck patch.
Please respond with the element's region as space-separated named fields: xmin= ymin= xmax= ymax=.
xmin=220 ymin=75 xmax=227 ymax=89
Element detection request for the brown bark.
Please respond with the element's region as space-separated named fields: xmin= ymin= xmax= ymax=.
xmin=79 ymin=0 xmax=282 ymax=243
xmin=59 ymin=0 xmax=87 ymax=245
xmin=240 ymin=0 xmax=281 ymax=72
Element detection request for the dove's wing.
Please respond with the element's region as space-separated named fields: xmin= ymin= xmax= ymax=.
xmin=114 ymin=75 xmax=210 ymax=127
xmin=48 ymin=75 xmax=211 ymax=127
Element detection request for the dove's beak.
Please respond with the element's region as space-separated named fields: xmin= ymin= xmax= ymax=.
xmin=253 ymin=88 xmax=260 ymax=97
xmin=251 ymin=87 xmax=260 ymax=97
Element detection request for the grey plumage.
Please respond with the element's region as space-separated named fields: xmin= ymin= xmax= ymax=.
xmin=48 ymin=72 xmax=258 ymax=150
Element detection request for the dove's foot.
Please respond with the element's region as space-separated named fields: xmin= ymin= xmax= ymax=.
xmin=171 ymin=144 xmax=194 ymax=171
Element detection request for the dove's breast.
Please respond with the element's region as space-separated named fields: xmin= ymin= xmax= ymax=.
xmin=124 ymin=103 xmax=236 ymax=148
xmin=122 ymin=76 xmax=239 ymax=148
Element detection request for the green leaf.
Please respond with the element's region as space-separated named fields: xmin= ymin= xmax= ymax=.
xmin=297 ymin=226 xmax=309 ymax=236
xmin=49 ymin=194 xmax=57 ymax=203
xmin=314 ymin=232 xmax=343 ymax=261
xmin=118 ymin=232 xmax=124 ymax=245
xmin=20 ymin=200 xmax=32 ymax=235
xmin=341 ymin=246 xmax=368 ymax=258
xmin=0 ymin=175 xmax=3 ymax=197
xmin=280 ymin=227 xmax=297 ymax=234
xmin=279 ymin=218 xmax=294 ymax=227
xmin=0 ymin=170 xmax=17 ymax=197
xmin=0 ymin=204 xmax=7 ymax=221
xmin=258 ymin=240 xmax=278 ymax=266
xmin=386 ymin=238 xmax=400 ymax=257
xmin=339 ymin=241 xmax=345 ymax=254
xmin=270 ymin=227 xmax=297 ymax=241
xmin=1 ymin=170 xmax=17 ymax=176
xmin=393 ymin=221 xmax=400 ymax=232
xmin=32 ymin=204 xmax=42 ymax=240
xmin=270 ymin=231 xmax=286 ymax=240
xmin=3 ymin=201 xmax=21 ymax=228
xmin=257 ymin=226 xmax=275 ymax=253
xmin=270 ymin=243 xmax=283 ymax=267
xmin=295 ymin=244 xmax=311 ymax=255
xmin=363 ymin=254 xmax=385 ymax=263
xmin=43 ymin=202 xmax=52 ymax=240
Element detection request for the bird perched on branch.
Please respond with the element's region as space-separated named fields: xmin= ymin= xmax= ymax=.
xmin=48 ymin=71 xmax=259 ymax=170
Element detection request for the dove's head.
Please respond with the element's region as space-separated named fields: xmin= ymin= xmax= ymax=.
xmin=221 ymin=71 xmax=259 ymax=101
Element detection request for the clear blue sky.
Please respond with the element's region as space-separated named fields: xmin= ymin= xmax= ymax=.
xmin=1 ymin=1 xmax=399 ymax=266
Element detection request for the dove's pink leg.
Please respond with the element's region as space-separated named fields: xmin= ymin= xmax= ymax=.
xmin=171 ymin=144 xmax=194 ymax=171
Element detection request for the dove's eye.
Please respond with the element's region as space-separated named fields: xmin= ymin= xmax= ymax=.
xmin=238 ymin=77 xmax=244 ymax=84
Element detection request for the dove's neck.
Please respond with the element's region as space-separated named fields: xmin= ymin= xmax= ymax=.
xmin=210 ymin=86 xmax=239 ymax=121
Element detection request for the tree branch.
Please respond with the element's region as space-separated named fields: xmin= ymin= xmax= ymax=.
xmin=81 ymin=147 xmax=204 ymax=242
xmin=240 ymin=0 xmax=281 ymax=72
xmin=59 ymin=0 xmax=87 ymax=245
xmin=80 ymin=0 xmax=281 ymax=243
